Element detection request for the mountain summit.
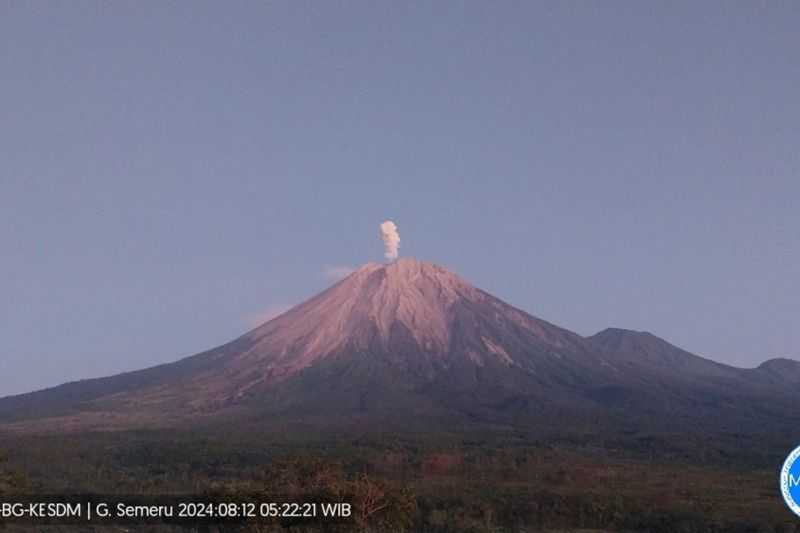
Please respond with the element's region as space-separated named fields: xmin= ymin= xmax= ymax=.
xmin=234 ymin=257 xmax=584 ymax=385
xmin=1 ymin=258 xmax=798 ymax=433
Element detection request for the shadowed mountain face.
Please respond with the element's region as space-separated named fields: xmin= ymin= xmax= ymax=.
xmin=1 ymin=258 xmax=798 ymax=433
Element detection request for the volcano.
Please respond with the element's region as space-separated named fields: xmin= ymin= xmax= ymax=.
xmin=1 ymin=257 xmax=798 ymax=433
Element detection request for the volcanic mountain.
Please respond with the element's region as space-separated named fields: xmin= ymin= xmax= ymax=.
xmin=1 ymin=257 xmax=798 ymax=433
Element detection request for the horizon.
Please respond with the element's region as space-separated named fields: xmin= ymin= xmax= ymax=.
xmin=2 ymin=253 xmax=793 ymax=401
xmin=2 ymin=2 xmax=798 ymax=396
xmin=3 ymin=5 xmax=799 ymax=530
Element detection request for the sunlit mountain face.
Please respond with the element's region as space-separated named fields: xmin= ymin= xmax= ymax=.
xmin=1 ymin=257 xmax=798 ymax=435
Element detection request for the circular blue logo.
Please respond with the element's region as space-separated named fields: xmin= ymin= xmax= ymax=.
xmin=781 ymin=445 xmax=800 ymax=517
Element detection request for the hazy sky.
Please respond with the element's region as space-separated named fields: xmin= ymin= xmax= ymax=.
xmin=1 ymin=2 xmax=798 ymax=396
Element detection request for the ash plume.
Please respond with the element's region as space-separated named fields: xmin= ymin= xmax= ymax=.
xmin=380 ymin=220 xmax=400 ymax=261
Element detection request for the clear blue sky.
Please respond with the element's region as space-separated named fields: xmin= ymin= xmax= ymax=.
xmin=1 ymin=2 xmax=797 ymax=396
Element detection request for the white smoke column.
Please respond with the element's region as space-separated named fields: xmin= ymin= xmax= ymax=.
xmin=380 ymin=220 xmax=400 ymax=261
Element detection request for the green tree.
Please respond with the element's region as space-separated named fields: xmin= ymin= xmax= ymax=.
xmin=0 ymin=451 xmax=26 ymax=495
xmin=350 ymin=472 xmax=416 ymax=532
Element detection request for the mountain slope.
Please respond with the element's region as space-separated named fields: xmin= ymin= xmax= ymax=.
xmin=586 ymin=328 xmax=741 ymax=379
xmin=751 ymin=358 xmax=800 ymax=386
xmin=0 ymin=258 xmax=796 ymax=434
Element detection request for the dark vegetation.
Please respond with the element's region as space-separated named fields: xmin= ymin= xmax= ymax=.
xmin=1 ymin=427 xmax=799 ymax=532
xmin=0 ymin=452 xmax=26 ymax=496
xmin=1 ymin=262 xmax=799 ymax=531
